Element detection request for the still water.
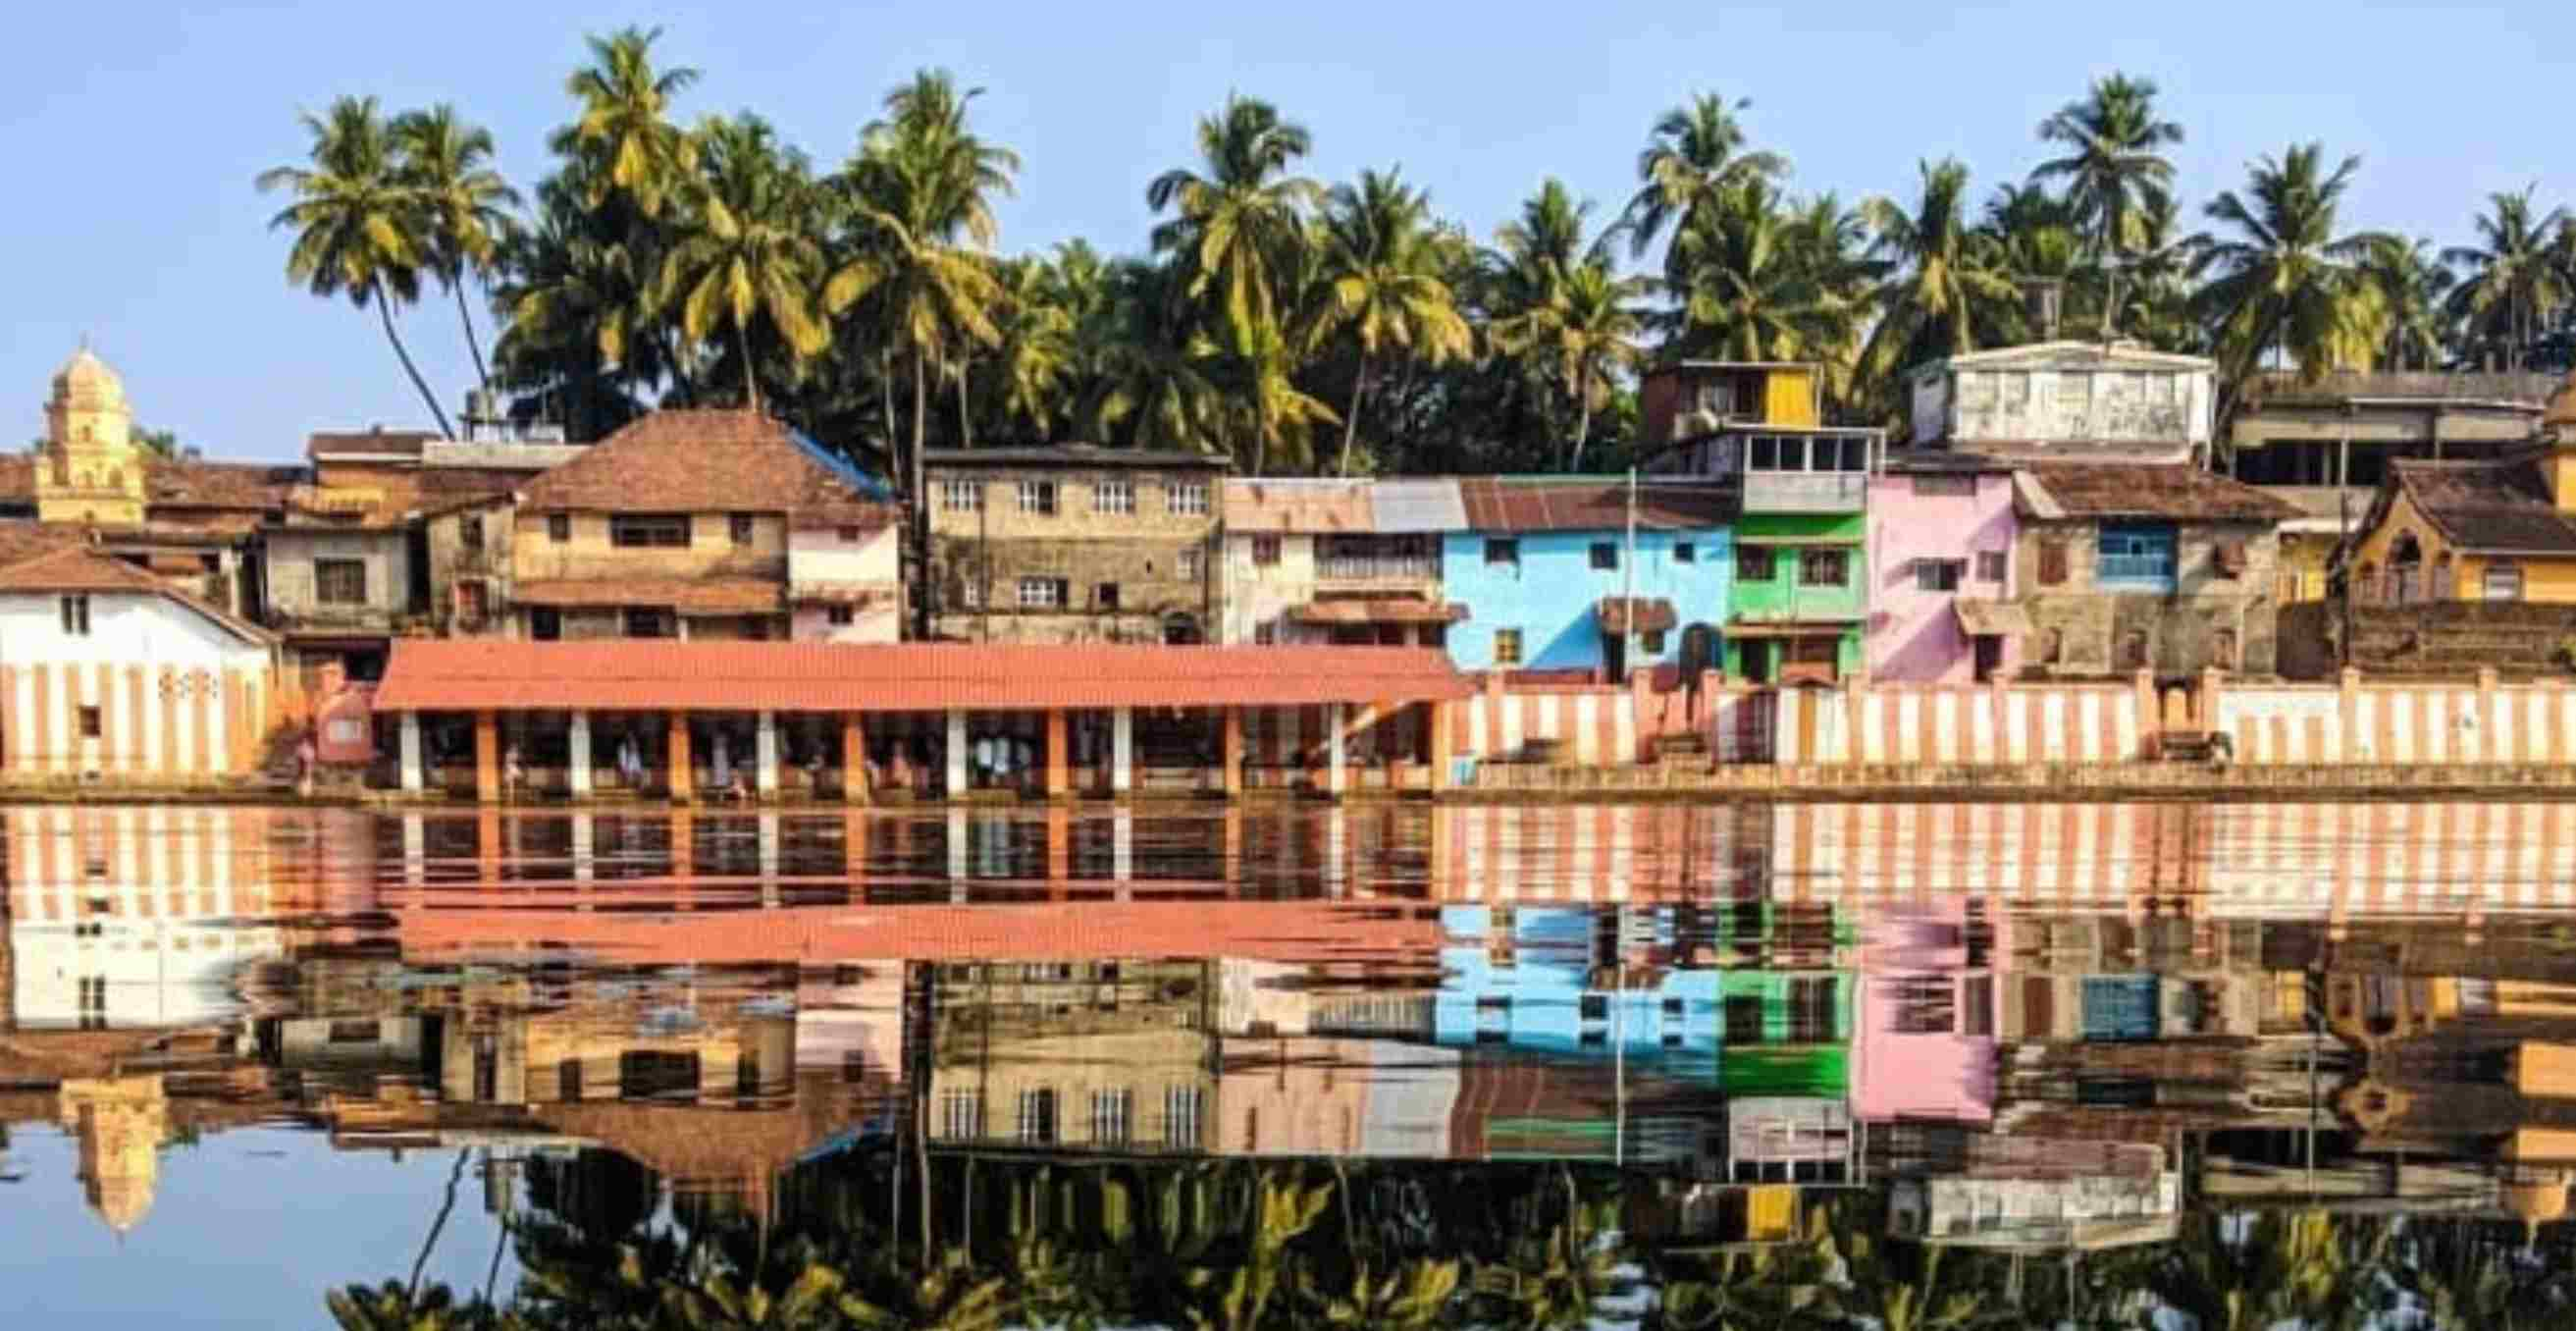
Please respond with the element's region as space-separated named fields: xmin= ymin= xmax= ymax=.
xmin=4 ymin=799 xmax=2574 ymax=1327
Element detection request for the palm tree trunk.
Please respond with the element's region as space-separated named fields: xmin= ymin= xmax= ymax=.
xmin=956 ymin=357 xmax=973 ymax=449
xmin=738 ymin=320 xmax=761 ymax=413
xmin=408 ymin=1149 xmax=471 ymax=1302
xmin=374 ymin=281 xmax=458 ymax=439
xmin=452 ymin=272 xmax=492 ymax=393
xmin=1570 ymin=370 xmax=1594 ymax=472
xmin=1339 ymin=355 xmax=1369 ymax=478
xmin=912 ymin=351 xmax=930 ymax=641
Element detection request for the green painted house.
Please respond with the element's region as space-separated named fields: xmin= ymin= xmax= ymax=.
xmin=1728 ymin=511 xmax=1867 ymax=682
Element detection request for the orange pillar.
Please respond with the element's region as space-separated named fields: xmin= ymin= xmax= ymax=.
xmin=844 ymin=808 xmax=869 ymax=893
xmin=843 ymin=714 xmax=869 ymax=805
xmin=1046 ymin=803 xmax=1072 ymax=892
xmin=474 ymin=711 xmax=500 ymax=803
xmin=476 ymin=807 xmax=502 ymax=882
xmin=1221 ymin=707 xmax=1244 ymax=797
xmin=667 ymin=713 xmax=694 ymax=802
xmin=1045 ymin=709 xmax=1070 ymax=800
xmin=1430 ymin=700 xmax=1454 ymax=794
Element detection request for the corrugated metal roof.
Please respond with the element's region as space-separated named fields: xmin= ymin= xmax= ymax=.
xmin=1369 ymin=479 xmax=1469 ymax=532
xmin=373 ymin=640 xmax=1474 ymax=714
xmin=1457 ymin=477 xmax=1733 ymax=533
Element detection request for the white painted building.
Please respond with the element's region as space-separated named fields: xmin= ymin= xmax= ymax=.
xmin=787 ymin=521 xmax=903 ymax=643
xmin=1908 ymin=342 xmax=2216 ymax=459
xmin=0 ymin=534 xmax=279 ymax=781
xmin=6 ymin=806 xmax=284 ymax=1029
xmin=1220 ymin=478 xmax=1463 ymax=647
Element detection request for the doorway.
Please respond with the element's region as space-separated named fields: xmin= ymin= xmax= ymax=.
xmin=1971 ymin=634 xmax=2003 ymax=683
xmin=1603 ymin=631 xmax=1628 ymax=684
xmin=1740 ymin=640 xmax=1774 ymax=685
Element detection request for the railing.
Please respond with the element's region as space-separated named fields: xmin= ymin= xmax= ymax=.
xmin=2096 ymin=553 xmax=2176 ymax=586
xmin=1315 ymin=553 xmax=1439 ymax=581
xmin=271 ymin=605 xmax=407 ymax=633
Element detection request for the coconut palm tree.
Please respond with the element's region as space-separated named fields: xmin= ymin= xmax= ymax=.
xmin=2149 ymin=1210 xmax=2345 ymax=1331
xmin=1621 ymin=92 xmax=1790 ymax=287
xmin=1311 ymin=168 xmax=1473 ymax=474
xmin=2444 ymin=186 xmax=2571 ymax=371
xmin=326 ymin=1281 xmax=498 ymax=1331
xmin=656 ymin=115 xmax=830 ymax=412
xmin=840 ymin=1247 xmax=1008 ymax=1331
xmin=1488 ymin=255 xmax=1647 ymax=471
xmin=2030 ymin=72 xmax=2183 ymax=333
xmin=1667 ymin=180 xmax=1843 ymax=363
xmin=1090 ymin=260 xmax=1227 ymax=454
xmin=394 ymin=105 xmax=521 ymax=393
xmin=986 ymin=257 xmax=1072 ymax=439
xmin=557 ymin=25 xmax=700 ymax=217
xmin=490 ymin=184 xmax=657 ymax=438
xmin=2194 ymin=143 xmax=2392 ymax=384
xmin=256 ymin=94 xmax=455 ymax=437
xmin=2360 ymin=236 xmax=2457 ymax=372
xmin=1818 ymin=1235 xmax=1995 ymax=1331
xmin=1860 ymin=158 xmax=2019 ymax=393
xmin=1306 ymin=1256 xmax=1460 ymax=1330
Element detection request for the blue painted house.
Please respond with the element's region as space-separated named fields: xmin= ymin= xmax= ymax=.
xmin=1434 ymin=905 xmax=1721 ymax=1082
xmin=1444 ymin=477 xmax=1735 ymax=677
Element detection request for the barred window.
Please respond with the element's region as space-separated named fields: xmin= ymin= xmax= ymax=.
xmin=609 ymin=514 xmax=690 ymax=548
xmin=1017 ymin=480 xmax=1058 ymax=514
xmin=1167 ymin=482 xmax=1210 ymax=516
xmin=314 ymin=559 xmax=368 ymax=606
xmin=1095 ymin=478 xmax=1134 ymax=514
xmin=942 ymin=480 xmax=983 ymax=512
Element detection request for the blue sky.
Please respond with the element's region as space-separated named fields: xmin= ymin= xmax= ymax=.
xmin=4 ymin=1 xmax=2567 ymax=458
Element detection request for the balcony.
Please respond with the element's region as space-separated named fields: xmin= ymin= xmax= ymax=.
xmin=1315 ymin=552 xmax=1439 ymax=583
xmin=1743 ymin=471 xmax=1867 ymax=514
xmin=269 ymin=604 xmax=410 ymax=636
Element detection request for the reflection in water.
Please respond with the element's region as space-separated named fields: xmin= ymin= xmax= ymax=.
xmin=8 ymin=801 xmax=2576 ymax=1325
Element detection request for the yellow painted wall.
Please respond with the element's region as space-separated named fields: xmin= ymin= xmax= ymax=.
xmin=2352 ymin=467 xmax=2576 ymax=604
xmin=1762 ymin=368 xmax=1818 ymax=427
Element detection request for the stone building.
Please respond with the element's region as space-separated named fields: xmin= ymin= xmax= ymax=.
xmin=0 ymin=347 xmax=290 ymax=620
xmin=2010 ymin=462 xmax=2298 ymax=678
xmin=499 ymin=410 xmax=898 ymax=642
xmin=923 ymin=445 xmax=1228 ymax=645
xmin=925 ymin=959 xmax=1217 ymax=1152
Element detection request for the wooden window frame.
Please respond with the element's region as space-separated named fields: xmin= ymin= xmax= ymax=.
xmin=609 ymin=513 xmax=692 ymax=549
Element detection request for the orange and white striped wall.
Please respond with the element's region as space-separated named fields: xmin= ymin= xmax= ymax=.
xmin=1763 ymin=679 xmax=2149 ymax=766
xmin=2216 ymin=669 xmax=2576 ymax=767
xmin=0 ymin=661 xmax=272 ymax=780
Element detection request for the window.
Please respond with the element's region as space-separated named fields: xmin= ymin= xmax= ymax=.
xmin=1089 ymin=1089 xmax=1132 ymax=1145
xmin=461 ymin=514 xmax=485 ymax=552
xmin=942 ymin=479 xmax=982 ymax=512
xmin=1642 ymin=628 xmax=1667 ymax=654
xmin=314 ymin=559 xmax=367 ymax=606
xmin=1017 ymin=480 xmax=1058 ymax=514
xmin=2214 ymin=627 xmax=2239 ymax=668
xmin=1736 ymin=546 xmax=1777 ymax=581
xmin=1095 ymin=478 xmax=1134 ymax=514
xmin=1493 ymin=627 xmax=1524 ymax=666
xmin=2096 ymin=524 xmax=2178 ymax=588
xmin=1485 ymin=538 xmax=1520 ymax=567
xmin=729 ymin=513 xmax=755 ymax=545
xmin=1798 ymin=548 xmax=1850 ymax=587
xmin=531 ymin=608 xmax=561 ymax=641
xmin=1590 ymin=542 xmax=1618 ymax=571
xmin=1252 ymin=622 xmax=1277 ymax=646
xmin=837 ymin=525 xmax=863 ymax=543
xmin=939 ymin=1089 xmax=986 ymax=1140
xmin=1976 ymin=550 xmax=2009 ymax=583
xmin=1019 ymin=576 xmax=1068 ymax=609
xmin=1913 ymin=559 xmax=1966 ymax=592
xmin=59 ymin=594 xmax=89 ymax=636
xmin=2212 ymin=540 xmax=2248 ymax=578
xmin=2486 ymin=562 xmax=2526 ymax=602
xmin=610 ymin=513 xmax=691 ymax=548
xmin=1251 ymin=535 xmax=1283 ymax=566
xmin=547 ymin=513 xmax=571 ymax=543
xmin=624 ymin=608 xmax=676 ymax=639
xmin=1999 ymin=374 xmax=2031 ymax=407
xmin=1096 ymin=583 xmax=1122 ymax=610
xmin=1168 ymin=481 xmax=1210 ymax=516
xmin=78 ymin=706 xmax=101 ymax=739
xmin=1163 ymin=1085 xmax=1204 ymax=1147
xmin=1673 ymin=542 xmax=1696 ymax=564
xmin=1912 ymin=474 xmax=1974 ymax=498
xmin=1695 ymin=380 xmax=1737 ymax=416
xmin=826 ymin=605 xmax=855 ymax=626
xmin=1016 ymin=1088 xmax=1060 ymax=1145
xmin=1179 ymin=546 xmax=1204 ymax=581
xmin=2036 ymin=538 xmax=2070 ymax=587
xmin=2122 ymin=629 xmax=2151 ymax=668
xmin=558 ymin=1060 xmax=584 ymax=1102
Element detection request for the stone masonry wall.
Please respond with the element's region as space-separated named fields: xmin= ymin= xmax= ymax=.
xmin=2016 ymin=519 xmax=2282 ymax=678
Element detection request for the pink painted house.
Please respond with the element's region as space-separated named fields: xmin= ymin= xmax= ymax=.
xmin=1869 ymin=456 xmax=2022 ymax=683
xmin=1853 ymin=898 xmax=1998 ymax=1125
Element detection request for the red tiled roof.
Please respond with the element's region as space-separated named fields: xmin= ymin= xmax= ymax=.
xmin=513 ymin=578 xmax=782 ymax=613
xmin=2020 ymin=463 xmax=2300 ymax=522
xmin=2385 ymin=454 xmax=2576 ymax=555
xmin=0 ymin=536 xmax=276 ymax=644
xmin=519 ymin=409 xmax=896 ymax=528
xmin=1286 ymin=599 xmax=1467 ymax=625
xmin=0 ymin=456 xmax=31 ymax=505
xmin=373 ymin=640 xmax=1474 ymax=713
xmin=0 ymin=457 xmax=294 ymax=513
xmin=1457 ymin=477 xmax=1733 ymax=532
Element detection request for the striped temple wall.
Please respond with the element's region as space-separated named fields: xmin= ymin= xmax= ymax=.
xmin=2216 ymin=673 xmax=2576 ymax=767
xmin=1768 ymin=680 xmax=2148 ymax=766
xmin=0 ymin=663 xmax=273 ymax=782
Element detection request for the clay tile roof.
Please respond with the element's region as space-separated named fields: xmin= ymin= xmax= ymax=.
xmin=0 ymin=520 xmax=80 ymax=567
xmin=1457 ymin=477 xmax=1733 ymax=533
xmin=2547 ymin=369 xmax=2576 ymax=428
xmin=2388 ymin=455 xmax=2576 ymax=555
xmin=0 ymin=455 xmax=31 ymax=505
xmin=519 ymin=410 xmax=897 ymax=528
xmin=513 ymin=577 xmax=782 ymax=613
xmin=373 ymin=640 xmax=1473 ymax=714
xmin=0 ymin=536 xmax=276 ymax=644
xmin=2018 ymin=463 xmax=2300 ymax=522
xmin=144 ymin=460 xmax=300 ymax=511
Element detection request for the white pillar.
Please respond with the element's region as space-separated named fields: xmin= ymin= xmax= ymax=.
xmin=756 ymin=710 xmax=780 ymax=797
xmin=1111 ymin=706 xmax=1135 ymax=795
xmin=759 ymin=812 xmax=781 ymax=903
xmin=567 ymin=712 xmax=593 ymax=798
xmin=945 ymin=709 xmax=968 ymax=797
xmin=946 ymin=806 xmax=969 ymax=894
xmin=399 ymin=713 xmax=425 ymax=794
xmin=1113 ymin=807 xmax=1134 ymax=885
xmin=572 ymin=814 xmax=595 ymax=884
xmin=401 ymin=813 xmax=426 ymax=887
xmin=1326 ymin=807 xmax=1347 ymax=897
xmin=1327 ymin=703 xmax=1348 ymax=797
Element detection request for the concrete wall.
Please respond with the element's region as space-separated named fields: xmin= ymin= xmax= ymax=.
xmin=425 ymin=500 xmax=513 ymax=635
xmin=1222 ymin=532 xmax=1317 ymax=644
xmin=787 ymin=525 xmax=901 ymax=644
xmin=1869 ymin=473 xmax=2018 ymax=683
xmin=264 ymin=527 xmax=412 ymax=625
xmin=512 ymin=509 xmax=787 ymax=583
xmin=2017 ymin=520 xmax=2281 ymax=677
xmin=0 ymin=592 xmax=274 ymax=778
xmin=1443 ymin=528 xmax=1732 ymax=672
xmin=1916 ymin=356 xmax=2212 ymax=448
